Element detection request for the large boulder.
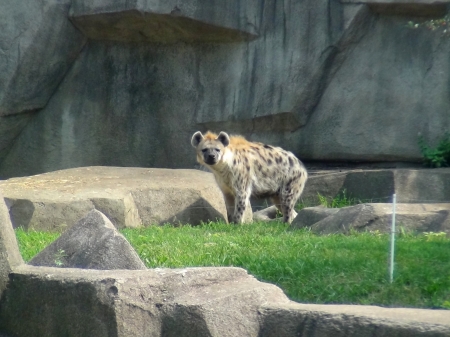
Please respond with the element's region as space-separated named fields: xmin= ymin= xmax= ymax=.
xmin=0 ymin=266 xmax=290 ymax=337
xmin=0 ymin=166 xmax=228 ymax=231
xmin=291 ymin=203 xmax=450 ymax=235
xmin=29 ymin=210 xmax=146 ymax=270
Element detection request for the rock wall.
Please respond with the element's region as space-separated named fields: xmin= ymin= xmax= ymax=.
xmin=0 ymin=0 xmax=449 ymax=177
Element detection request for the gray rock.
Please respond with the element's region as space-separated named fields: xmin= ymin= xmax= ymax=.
xmin=291 ymin=203 xmax=450 ymax=235
xmin=0 ymin=192 xmax=23 ymax=296
xmin=258 ymin=302 xmax=450 ymax=337
xmin=0 ymin=166 xmax=228 ymax=231
xmin=29 ymin=210 xmax=146 ymax=270
xmin=302 ymin=168 xmax=450 ymax=205
xmin=252 ymin=205 xmax=297 ymax=222
xmin=253 ymin=205 xmax=279 ymax=222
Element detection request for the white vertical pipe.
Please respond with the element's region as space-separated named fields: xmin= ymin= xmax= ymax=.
xmin=389 ymin=193 xmax=397 ymax=283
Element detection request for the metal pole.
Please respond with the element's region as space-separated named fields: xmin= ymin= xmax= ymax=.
xmin=389 ymin=193 xmax=396 ymax=283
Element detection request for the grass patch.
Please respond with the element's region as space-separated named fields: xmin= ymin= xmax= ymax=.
xmin=15 ymin=227 xmax=60 ymax=262
xmin=15 ymin=222 xmax=450 ymax=309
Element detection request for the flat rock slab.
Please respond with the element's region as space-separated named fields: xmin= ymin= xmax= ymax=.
xmin=259 ymin=302 xmax=450 ymax=337
xmin=0 ymin=166 xmax=227 ymax=231
xmin=29 ymin=210 xmax=146 ymax=270
xmin=291 ymin=203 xmax=450 ymax=235
xmin=342 ymin=0 xmax=449 ymax=17
xmin=0 ymin=191 xmax=23 ymax=296
xmin=302 ymin=168 xmax=450 ymax=205
xmin=69 ymin=0 xmax=258 ymax=43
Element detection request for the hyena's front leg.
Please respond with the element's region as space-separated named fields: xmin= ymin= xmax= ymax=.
xmin=232 ymin=184 xmax=251 ymax=224
xmin=222 ymin=191 xmax=235 ymax=223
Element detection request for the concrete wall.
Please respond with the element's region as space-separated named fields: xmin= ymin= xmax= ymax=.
xmin=0 ymin=0 xmax=449 ymax=177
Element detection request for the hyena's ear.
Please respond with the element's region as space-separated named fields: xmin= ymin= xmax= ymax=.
xmin=191 ymin=131 xmax=204 ymax=148
xmin=217 ymin=131 xmax=230 ymax=147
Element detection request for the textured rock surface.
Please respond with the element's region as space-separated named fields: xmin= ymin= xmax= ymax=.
xmin=29 ymin=210 xmax=146 ymax=270
xmin=302 ymin=168 xmax=450 ymax=205
xmin=0 ymin=166 xmax=227 ymax=231
xmin=291 ymin=203 xmax=450 ymax=235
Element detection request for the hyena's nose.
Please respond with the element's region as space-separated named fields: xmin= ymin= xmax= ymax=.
xmin=208 ymin=154 xmax=215 ymax=160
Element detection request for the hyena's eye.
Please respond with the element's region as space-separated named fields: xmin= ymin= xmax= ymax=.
xmin=201 ymin=149 xmax=207 ymax=153
xmin=214 ymin=148 xmax=220 ymax=152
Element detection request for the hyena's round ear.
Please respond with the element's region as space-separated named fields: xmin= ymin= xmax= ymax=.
xmin=191 ymin=131 xmax=204 ymax=148
xmin=217 ymin=132 xmax=230 ymax=147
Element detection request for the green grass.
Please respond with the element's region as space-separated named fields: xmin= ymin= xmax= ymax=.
xmin=15 ymin=227 xmax=60 ymax=262
xmin=15 ymin=222 xmax=450 ymax=309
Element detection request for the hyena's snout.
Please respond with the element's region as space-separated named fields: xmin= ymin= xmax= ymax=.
xmin=203 ymin=149 xmax=220 ymax=165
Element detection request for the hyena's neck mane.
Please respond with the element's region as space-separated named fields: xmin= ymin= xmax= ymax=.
xmin=228 ymin=135 xmax=249 ymax=148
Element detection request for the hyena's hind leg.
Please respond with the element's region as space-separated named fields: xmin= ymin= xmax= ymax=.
xmin=271 ymin=194 xmax=297 ymax=223
xmin=270 ymin=195 xmax=283 ymax=218
xmin=280 ymin=179 xmax=305 ymax=224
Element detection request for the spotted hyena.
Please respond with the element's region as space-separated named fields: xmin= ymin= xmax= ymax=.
xmin=191 ymin=131 xmax=308 ymax=224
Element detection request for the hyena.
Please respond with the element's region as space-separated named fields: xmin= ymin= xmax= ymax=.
xmin=191 ymin=131 xmax=308 ymax=224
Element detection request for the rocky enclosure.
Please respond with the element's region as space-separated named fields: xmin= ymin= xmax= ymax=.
xmin=1 ymin=191 xmax=450 ymax=337
xmin=0 ymin=0 xmax=449 ymax=177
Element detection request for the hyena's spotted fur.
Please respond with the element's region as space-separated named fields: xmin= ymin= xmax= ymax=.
xmin=191 ymin=131 xmax=308 ymax=224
